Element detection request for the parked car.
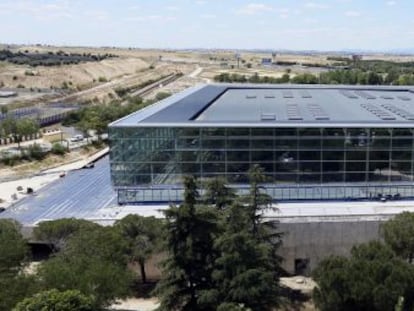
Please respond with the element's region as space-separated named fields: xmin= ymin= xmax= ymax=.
xmin=70 ymin=134 xmax=84 ymax=142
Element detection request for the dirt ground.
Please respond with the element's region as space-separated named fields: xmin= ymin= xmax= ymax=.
xmin=2 ymin=46 xmax=414 ymax=106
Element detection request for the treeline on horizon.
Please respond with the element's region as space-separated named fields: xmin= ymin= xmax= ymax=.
xmin=214 ymin=69 xmax=414 ymax=85
xmin=215 ymin=58 xmax=414 ymax=85
xmin=0 ymin=49 xmax=117 ymax=67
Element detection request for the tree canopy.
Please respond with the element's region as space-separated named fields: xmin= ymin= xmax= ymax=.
xmin=382 ymin=211 xmax=414 ymax=263
xmin=13 ymin=289 xmax=95 ymax=311
xmin=156 ymin=171 xmax=281 ymax=311
xmin=0 ymin=219 xmax=38 ymax=311
xmin=115 ymin=214 xmax=164 ymax=283
xmin=33 ymin=218 xmax=100 ymax=252
xmin=38 ymin=223 xmax=132 ymax=308
xmin=313 ymin=241 xmax=414 ymax=311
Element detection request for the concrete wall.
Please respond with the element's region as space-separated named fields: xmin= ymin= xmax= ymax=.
xmin=278 ymin=220 xmax=382 ymax=274
xmin=24 ymin=218 xmax=387 ymax=278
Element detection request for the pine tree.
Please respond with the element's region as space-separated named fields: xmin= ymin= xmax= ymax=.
xmin=213 ymin=165 xmax=282 ymax=311
xmin=155 ymin=176 xmax=219 ymax=311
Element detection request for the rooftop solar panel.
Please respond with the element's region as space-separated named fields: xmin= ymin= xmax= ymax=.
xmin=307 ymin=103 xmax=330 ymax=120
xmin=355 ymin=90 xmax=376 ymax=99
xmin=261 ymin=113 xmax=276 ymax=120
xmin=339 ymin=90 xmax=359 ymax=99
xmin=380 ymin=103 xmax=414 ymax=121
xmin=360 ymin=103 xmax=396 ymax=120
xmin=286 ymin=104 xmax=302 ymax=120
xmin=300 ymin=90 xmax=312 ymax=98
xmin=282 ymin=90 xmax=294 ymax=98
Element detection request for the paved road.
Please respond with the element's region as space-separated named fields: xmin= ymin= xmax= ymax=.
xmin=0 ymin=156 xmax=117 ymax=226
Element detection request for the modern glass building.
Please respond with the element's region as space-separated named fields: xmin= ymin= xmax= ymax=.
xmin=109 ymin=84 xmax=414 ymax=204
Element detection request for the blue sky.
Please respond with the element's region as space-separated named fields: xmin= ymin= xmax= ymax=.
xmin=0 ymin=0 xmax=412 ymax=51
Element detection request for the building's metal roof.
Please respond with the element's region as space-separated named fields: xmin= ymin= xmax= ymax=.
xmin=109 ymin=84 xmax=414 ymax=128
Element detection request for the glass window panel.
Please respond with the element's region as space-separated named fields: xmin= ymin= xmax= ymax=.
xmin=227 ymin=128 xmax=250 ymax=136
xmin=227 ymin=162 xmax=250 ymax=173
xmin=345 ymin=172 xmax=366 ymax=182
xmin=298 ymin=128 xmax=321 ymax=137
xmin=177 ymin=137 xmax=199 ymax=148
xmin=299 ymin=138 xmax=321 ymax=149
xmin=299 ymin=151 xmax=321 ymax=161
xmin=323 ymin=138 xmax=344 ymax=149
xmin=178 ymin=151 xmax=198 ymax=162
xmin=181 ymin=162 xmax=200 ymax=174
xmin=251 ymin=128 xmax=274 ymax=136
xmin=322 ymin=161 xmax=344 ymax=172
xmin=176 ymin=128 xmax=200 ymax=136
xmin=392 ymin=150 xmax=411 ymax=161
xmin=252 ymin=151 xmax=273 ymax=162
xmin=275 ymin=138 xmax=297 ymax=149
xmin=202 ymin=139 xmax=225 ymax=149
xmin=369 ymin=150 xmax=389 ymax=161
xmin=346 ymin=151 xmax=366 ymax=161
xmin=391 ymin=161 xmax=412 ymax=172
xmin=251 ymin=139 xmax=273 ymax=149
xmin=323 ymin=128 xmax=344 ymax=137
xmin=202 ymin=163 xmax=225 ymax=173
xmin=227 ymin=139 xmax=250 ymax=149
xmin=322 ymin=173 xmax=344 ymax=182
xmin=201 ymin=128 xmax=225 ymax=137
xmin=323 ymin=150 xmax=344 ymax=161
xmin=300 ymin=161 xmax=321 ymax=172
xmin=346 ymin=161 xmax=366 ymax=172
xmin=276 ymin=128 xmax=297 ymax=136
xmin=276 ymin=161 xmax=296 ymax=173
xmin=201 ymin=150 xmax=225 ymax=162
xmin=299 ymin=173 xmax=321 ymax=183
xmin=275 ymin=173 xmax=297 ymax=183
xmin=228 ymin=151 xmax=249 ymax=162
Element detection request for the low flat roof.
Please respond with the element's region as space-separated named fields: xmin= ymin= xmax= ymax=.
xmin=110 ymin=84 xmax=414 ymax=128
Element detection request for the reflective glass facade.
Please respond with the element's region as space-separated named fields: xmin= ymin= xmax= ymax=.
xmin=109 ymin=126 xmax=414 ymax=203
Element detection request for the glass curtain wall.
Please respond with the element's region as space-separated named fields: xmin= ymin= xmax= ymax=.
xmin=109 ymin=126 xmax=414 ymax=203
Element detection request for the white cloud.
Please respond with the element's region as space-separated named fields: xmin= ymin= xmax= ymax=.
xmin=345 ymin=10 xmax=361 ymax=17
xmin=0 ymin=0 xmax=73 ymax=20
xmin=200 ymin=14 xmax=216 ymax=19
xmin=84 ymin=10 xmax=109 ymax=21
xmin=236 ymin=3 xmax=273 ymax=15
xmin=386 ymin=1 xmax=396 ymax=5
xmin=165 ymin=6 xmax=179 ymax=11
xmin=195 ymin=0 xmax=207 ymax=4
xmin=304 ymin=2 xmax=330 ymax=9
xmin=126 ymin=15 xmax=176 ymax=22
xmin=129 ymin=5 xmax=141 ymax=11
xmin=304 ymin=18 xmax=319 ymax=24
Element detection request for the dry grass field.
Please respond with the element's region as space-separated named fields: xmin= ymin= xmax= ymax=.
xmin=1 ymin=45 xmax=414 ymax=106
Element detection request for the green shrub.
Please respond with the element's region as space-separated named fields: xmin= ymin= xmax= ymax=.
xmin=26 ymin=144 xmax=45 ymax=160
xmin=51 ymin=143 xmax=67 ymax=156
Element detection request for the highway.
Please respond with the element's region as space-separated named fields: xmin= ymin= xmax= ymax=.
xmin=0 ymin=156 xmax=117 ymax=226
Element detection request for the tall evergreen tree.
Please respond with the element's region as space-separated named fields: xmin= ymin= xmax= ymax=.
xmin=203 ymin=177 xmax=235 ymax=210
xmin=212 ymin=165 xmax=281 ymax=311
xmin=155 ymin=176 xmax=219 ymax=311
